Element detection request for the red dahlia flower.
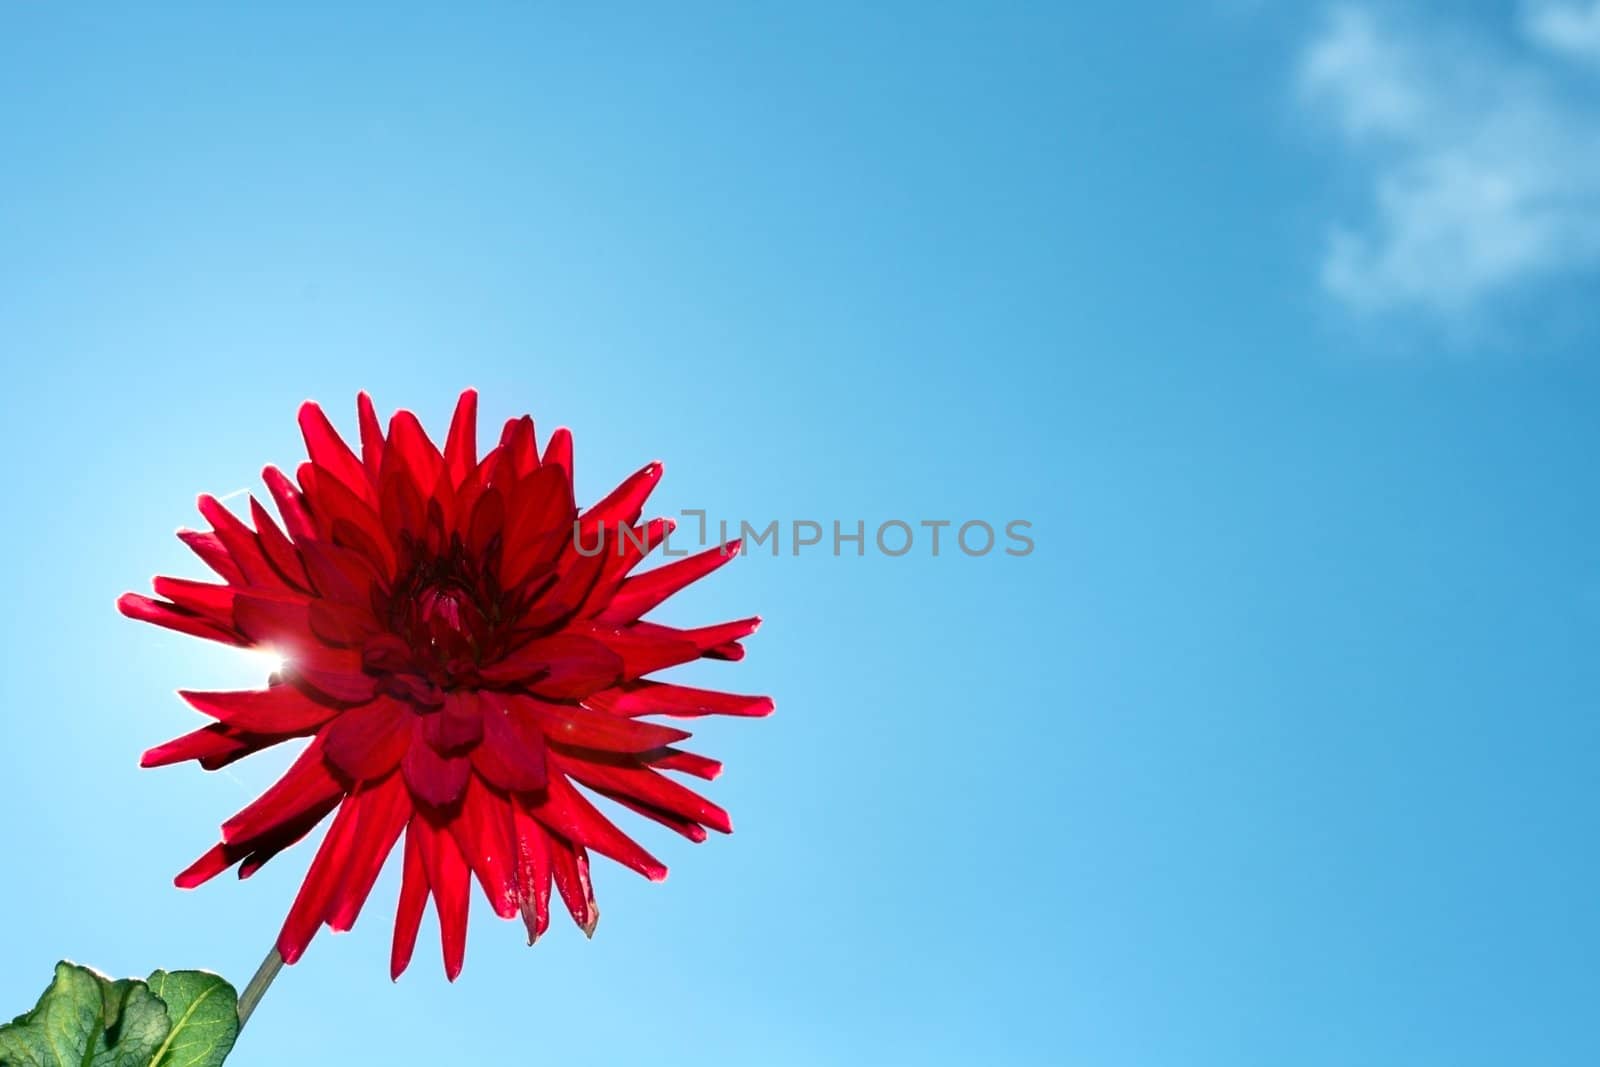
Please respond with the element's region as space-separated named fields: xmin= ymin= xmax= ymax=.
xmin=119 ymin=390 xmax=770 ymax=980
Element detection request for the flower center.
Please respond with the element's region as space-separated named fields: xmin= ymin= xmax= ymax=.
xmin=407 ymin=580 xmax=488 ymax=661
xmin=377 ymin=537 xmax=506 ymax=685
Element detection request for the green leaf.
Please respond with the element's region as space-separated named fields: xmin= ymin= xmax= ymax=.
xmin=0 ymin=963 xmax=238 ymax=1067
xmin=144 ymin=973 xmax=237 ymax=1067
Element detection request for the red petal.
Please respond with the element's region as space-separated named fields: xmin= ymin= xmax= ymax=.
xmin=648 ymin=748 xmax=723 ymax=780
xmin=298 ymin=539 xmax=380 ymax=607
xmin=357 ymin=392 xmax=385 ymax=481
xmin=500 ymin=466 xmax=575 ymax=588
xmin=413 ymin=813 xmax=471 ymax=981
xmin=531 ymin=773 xmax=666 ymax=881
xmin=471 ymin=695 xmax=548 ymax=793
xmin=330 ymin=517 xmax=397 ymax=580
xmin=576 ymin=622 xmax=701 ymax=680
xmin=276 ymin=792 xmax=363 ymax=964
xmin=222 ymin=734 xmax=346 ymax=844
xmin=391 ymin=818 xmax=431 ymax=980
xmin=250 ymin=497 xmax=312 ymax=591
xmin=298 ymin=400 xmax=373 ymax=504
xmin=586 ymin=461 xmax=662 ymax=530
xmin=150 ymin=577 xmax=235 ymax=625
xmin=177 ymin=529 xmax=245 ymax=585
xmin=579 ymin=517 xmax=675 ymax=618
xmin=499 ymin=416 xmax=539 ymax=477
xmin=326 ymin=773 xmax=413 ymax=931
xmin=118 ymin=592 xmax=241 ymax=646
xmin=402 ymin=721 xmax=471 ymax=809
xmin=519 ymin=696 xmax=690 ymax=753
xmin=512 ymin=804 xmax=552 ymax=943
xmin=322 ymin=698 xmax=411 ymax=781
xmin=261 ymin=465 xmax=318 ymax=545
xmin=308 ymin=599 xmax=380 ymax=647
xmin=387 ymin=410 xmax=446 ymax=500
xmin=583 ymin=788 xmax=709 ymax=843
xmin=420 ymin=691 xmax=483 ymax=754
xmin=238 ymin=794 xmax=343 ymax=878
xmin=478 ymin=632 xmax=623 ymax=696
xmin=197 ymin=493 xmax=286 ymax=590
xmin=542 ymin=427 xmax=573 ymax=479
xmin=179 ymin=686 xmax=338 ymax=733
xmin=174 ymin=844 xmax=231 ymax=889
xmin=601 ymin=539 xmax=743 ymax=623
xmin=449 ymin=775 xmax=520 ymax=919
xmin=586 ymin=682 xmax=775 ymax=719
xmin=547 ymin=834 xmax=598 ymax=936
xmin=641 ymin=616 xmax=762 ymax=653
xmin=466 ymin=488 xmax=505 ymax=560
xmin=555 ymin=752 xmax=731 ymax=834
xmin=288 ymin=646 xmax=378 ymax=704
xmin=231 ymin=593 xmax=312 ymax=649
xmin=141 ymin=722 xmax=289 ymax=770
xmin=444 ymin=388 xmax=479 ymax=486
xmin=379 ymin=454 xmax=427 ymax=542
xmin=298 ymin=464 xmax=391 ymax=566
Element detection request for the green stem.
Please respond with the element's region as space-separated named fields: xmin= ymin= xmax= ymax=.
xmin=235 ymin=948 xmax=284 ymax=1031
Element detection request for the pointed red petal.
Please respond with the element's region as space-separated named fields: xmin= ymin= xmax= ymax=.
xmin=499 ymin=416 xmax=538 ymax=476
xmin=555 ymin=752 xmax=731 ymax=834
xmin=118 ymin=592 xmax=241 ymax=646
xmin=531 ymin=773 xmax=666 ymax=881
xmin=276 ymin=796 xmax=361 ymax=966
xmin=391 ymin=818 xmax=431 ymax=980
xmin=357 ymin=392 xmax=385 ymax=480
xmin=387 ymin=410 xmax=446 ymax=501
xmin=326 ymin=773 xmax=413 ymax=931
xmin=250 ymin=497 xmax=312 ymax=591
xmin=298 ymin=400 xmax=373 ymax=503
xmin=276 ymin=790 xmax=363 ymax=963
xmin=449 ymin=775 xmax=520 ymax=920
xmin=174 ymin=844 xmax=232 ymax=889
xmin=197 ymin=493 xmax=286 ymax=590
xmin=586 ymin=682 xmax=775 ymax=719
xmin=179 ymin=686 xmax=338 ymax=734
xmin=600 ymin=539 xmax=743 ymax=622
xmin=261 ymin=465 xmax=318 ymax=545
xmin=444 ymin=389 xmax=479 ymax=486
xmin=542 ymin=428 xmax=572 ymax=479
xmin=648 ymin=748 xmax=723 ymax=780
xmin=141 ymin=722 xmax=289 ymax=770
xmin=222 ymin=734 xmax=345 ymax=844
xmin=586 ymin=461 xmax=662 ymax=530
xmin=238 ymin=794 xmax=343 ymax=879
xmin=149 ymin=577 xmax=235 ymax=626
xmin=547 ymin=834 xmax=598 ymax=936
xmin=512 ymin=804 xmax=552 ymax=943
xmin=176 ymin=529 xmax=245 ymax=585
xmin=413 ymin=814 xmax=471 ymax=981
xmin=520 ymin=696 xmax=691 ymax=753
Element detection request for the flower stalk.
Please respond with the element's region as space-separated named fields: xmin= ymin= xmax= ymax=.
xmin=236 ymin=947 xmax=284 ymax=1031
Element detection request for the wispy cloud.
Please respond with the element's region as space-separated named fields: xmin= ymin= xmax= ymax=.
xmin=1297 ymin=5 xmax=1600 ymax=320
xmin=1523 ymin=1 xmax=1600 ymax=62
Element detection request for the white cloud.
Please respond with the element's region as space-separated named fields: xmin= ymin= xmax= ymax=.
xmin=1298 ymin=6 xmax=1600 ymax=318
xmin=1523 ymin=1 xmax=1600 ymax=62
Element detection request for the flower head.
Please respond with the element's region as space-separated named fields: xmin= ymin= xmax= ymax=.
xmin=120 ymin=390 xmax=770 ymax=979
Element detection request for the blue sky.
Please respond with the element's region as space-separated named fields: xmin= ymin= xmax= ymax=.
xmin=1 ymin=4 xmax=1598 ymax=1065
